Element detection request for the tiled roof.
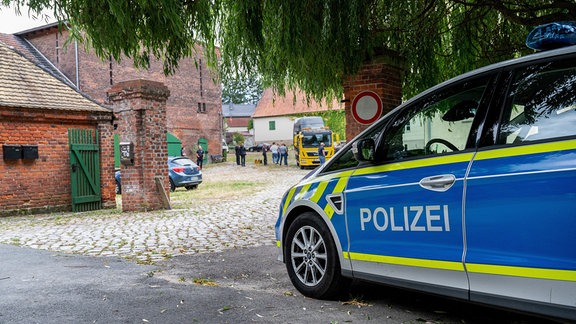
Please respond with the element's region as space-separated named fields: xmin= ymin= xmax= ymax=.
xmin=253 ymin=88 xmax=343 ymax=118
xmin=226 ymin=117 xmax=250 ymax=127
xmin=0 ymin=32 xmax=76 ymax=87
xmin=222 ymin=103 xmax=256 ymax=117
xmin=0 ymin=41 xmax=109 ymax=112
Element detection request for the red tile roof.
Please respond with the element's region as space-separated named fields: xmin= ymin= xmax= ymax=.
xmin=226 ymin=117 xmax=250 ymax=127
xmin=253 ymin=88 xmax=342 ymax=118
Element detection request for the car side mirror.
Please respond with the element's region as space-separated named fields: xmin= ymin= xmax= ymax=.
xmin=353 ymin=138 xmax=376 ymax=162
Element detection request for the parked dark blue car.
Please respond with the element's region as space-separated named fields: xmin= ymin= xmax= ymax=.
xmin=115 ymin=156 xmax=202 ymax=194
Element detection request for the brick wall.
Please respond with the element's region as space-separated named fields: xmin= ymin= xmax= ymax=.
xmin=24 ymin=29 xmax=223 ymax=157
xmin=0 ymin=107 xmax=115 ymax=215
xmin=108 ymin=80 xmax=170 ymax=212
xmin=97 ymin=119 xmax=117 ymax=208
xmin=343 ymin=53 xmax=405 ymax=140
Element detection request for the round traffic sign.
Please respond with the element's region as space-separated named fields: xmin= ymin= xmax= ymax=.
xmin=351 ymin=91 xmax=383 ymax=125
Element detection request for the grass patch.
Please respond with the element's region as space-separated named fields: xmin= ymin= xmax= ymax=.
xmin=170 ymin=179 xmax=263 ymax=209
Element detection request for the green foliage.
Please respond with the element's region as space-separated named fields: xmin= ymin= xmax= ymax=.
xmin=232 ymin=132 xmax=245 ymax=145
xmin=320 ymin=110 xmax=346 ymax=142
xmin=221 ymin=71 xmax=263 ymax=104
xmin=247 ymin=119 xmax=254 ymax=131
xmin=217 ymin=0 xmax=575 ymax=99
xmin=4 ymin=0 xmax=575 ymax=100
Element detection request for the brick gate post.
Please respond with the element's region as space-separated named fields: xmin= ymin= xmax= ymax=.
xmin=343 ymin=51 xmax=405 ymax=140
xmin=107 ymin=80 xmax=171 ymax=212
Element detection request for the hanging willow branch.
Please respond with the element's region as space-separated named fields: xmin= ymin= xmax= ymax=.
xmin=2 ymin=0 xmax=573 ymax=99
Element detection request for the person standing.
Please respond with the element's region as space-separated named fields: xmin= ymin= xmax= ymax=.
xmin=278 ymin=143 xmax=288 ymax=165
xmin=262 ymin=144 xmax=268 ymax=165
xmin=239 ymin=143 xmax=247 ymax=166
xmin=318 ymin=142 xmax=326 ymax=165
xmin=196 ymin=146 xmax=205 ymax=169
xmin=235 ymin=144 xmax=240 ymax=165
xmin=270 ymin=142 xmax=279 ymax=164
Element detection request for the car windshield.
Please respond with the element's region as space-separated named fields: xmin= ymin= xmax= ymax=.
xmin=302 ymin=132 xmax=332 ymax=148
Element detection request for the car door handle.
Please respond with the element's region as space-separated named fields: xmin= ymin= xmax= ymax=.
xmin=419 ymin=174 xmax=456 ymax=192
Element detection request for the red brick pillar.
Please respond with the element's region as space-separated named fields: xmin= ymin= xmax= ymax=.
xmin=107 ymin=80 xmax=171 ymax=212
xmin=97 ymin=119 xmax=117 ymax=209
xmin=343 ymin=51 xmax=405 ymax=140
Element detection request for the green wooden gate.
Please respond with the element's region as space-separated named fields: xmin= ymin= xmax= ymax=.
xmin=69 ymin=129 xmax=101 ymax=212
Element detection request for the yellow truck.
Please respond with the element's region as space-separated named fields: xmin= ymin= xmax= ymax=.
xmin=293 ymin=117 xmax=339 ymax=168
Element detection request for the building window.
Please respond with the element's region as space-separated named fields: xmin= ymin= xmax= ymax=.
xmin=198 ymin=102 xmax=206 ymax=113
xmin=269 ymin=121 xmax=276 ymax=130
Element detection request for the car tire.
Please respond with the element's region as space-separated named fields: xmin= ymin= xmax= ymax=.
xmin=169 ymin=178 xmax=176 ymax=192
xmin=115 ymin=180 xmax=121 ymax=195
xmin=284 ymin=212 xmax=349 ymax=299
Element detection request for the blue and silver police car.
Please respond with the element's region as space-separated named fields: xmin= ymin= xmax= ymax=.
xmin=275 ymin=22 xmax=576 ymax=320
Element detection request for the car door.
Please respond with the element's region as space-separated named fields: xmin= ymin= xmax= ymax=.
xmin=343 ymin=75 xmax=493 ymax=298
xmin=465 ymin=56 xmax=576 ymax=318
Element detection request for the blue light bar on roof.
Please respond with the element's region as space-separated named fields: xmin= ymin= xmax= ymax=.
xmin=526 ymin=21 xmax=576 ymax=51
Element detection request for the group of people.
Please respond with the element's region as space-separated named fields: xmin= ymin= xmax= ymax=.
xmin=234 ymin=143 xmax=247 ymax=166
xmin=230 ymin=142 xmax=290 ymax=166
xmin=184 ymin=141 xmax=325 ymax=169
xmin=268 ymin=142 xmax=288 ymax=165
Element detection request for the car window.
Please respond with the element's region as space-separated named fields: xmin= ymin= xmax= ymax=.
xmin=499 ymin=59 xmax=576 ymax=144
xmin=380 ymin=77 xmax=489 ymax=161
xmin=172 ymin=158 xmax=195 ymax=166
xmin=323 ymin=146 xmax=358 ymax=172
xmin=323 ymin=121 xmax=385 ymax=173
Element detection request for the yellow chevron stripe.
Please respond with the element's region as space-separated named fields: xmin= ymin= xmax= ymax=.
xmin=324 ymin=203 xmax=335 ymax=219
xmin=310 ymin=181 xmax=329 ymax=204
xmin=294 ymin=183 xmax=312 ymax=201
xmin=333 ymin=175 xmax=349 ymax=193
xmin=282 ymin=187 xmax=298 ymax=215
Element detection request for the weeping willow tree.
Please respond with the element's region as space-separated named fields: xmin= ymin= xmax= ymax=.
xmin=4 ymin=0 xmax=575 ymax=99
xmin=218 ymin=0 xmax=576 ymax=99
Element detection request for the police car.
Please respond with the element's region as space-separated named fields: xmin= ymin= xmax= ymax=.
xmin=275 ymin=22 xmax=576 ymax=320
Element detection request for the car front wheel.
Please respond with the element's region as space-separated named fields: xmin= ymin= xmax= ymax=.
xmin=284 ymin=212 xmax=349 ymax=299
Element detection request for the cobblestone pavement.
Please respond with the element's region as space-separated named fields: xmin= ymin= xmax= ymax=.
xmin=0 ymin=160 xmax=310 ymax=264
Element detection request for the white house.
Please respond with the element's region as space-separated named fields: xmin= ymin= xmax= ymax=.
xmin=252 ymin=88 xmax=342 ymax=144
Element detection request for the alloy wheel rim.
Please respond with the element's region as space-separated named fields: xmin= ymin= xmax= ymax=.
xmin=290 ymin=225 xmax=327 ymax=286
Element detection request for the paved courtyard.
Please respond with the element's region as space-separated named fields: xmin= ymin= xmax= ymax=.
xmin=0 ymin=160 xmax=310 ymax=264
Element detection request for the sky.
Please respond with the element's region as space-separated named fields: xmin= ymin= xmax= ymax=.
xmin=0 ymin=4 xmax=55 ymax=33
